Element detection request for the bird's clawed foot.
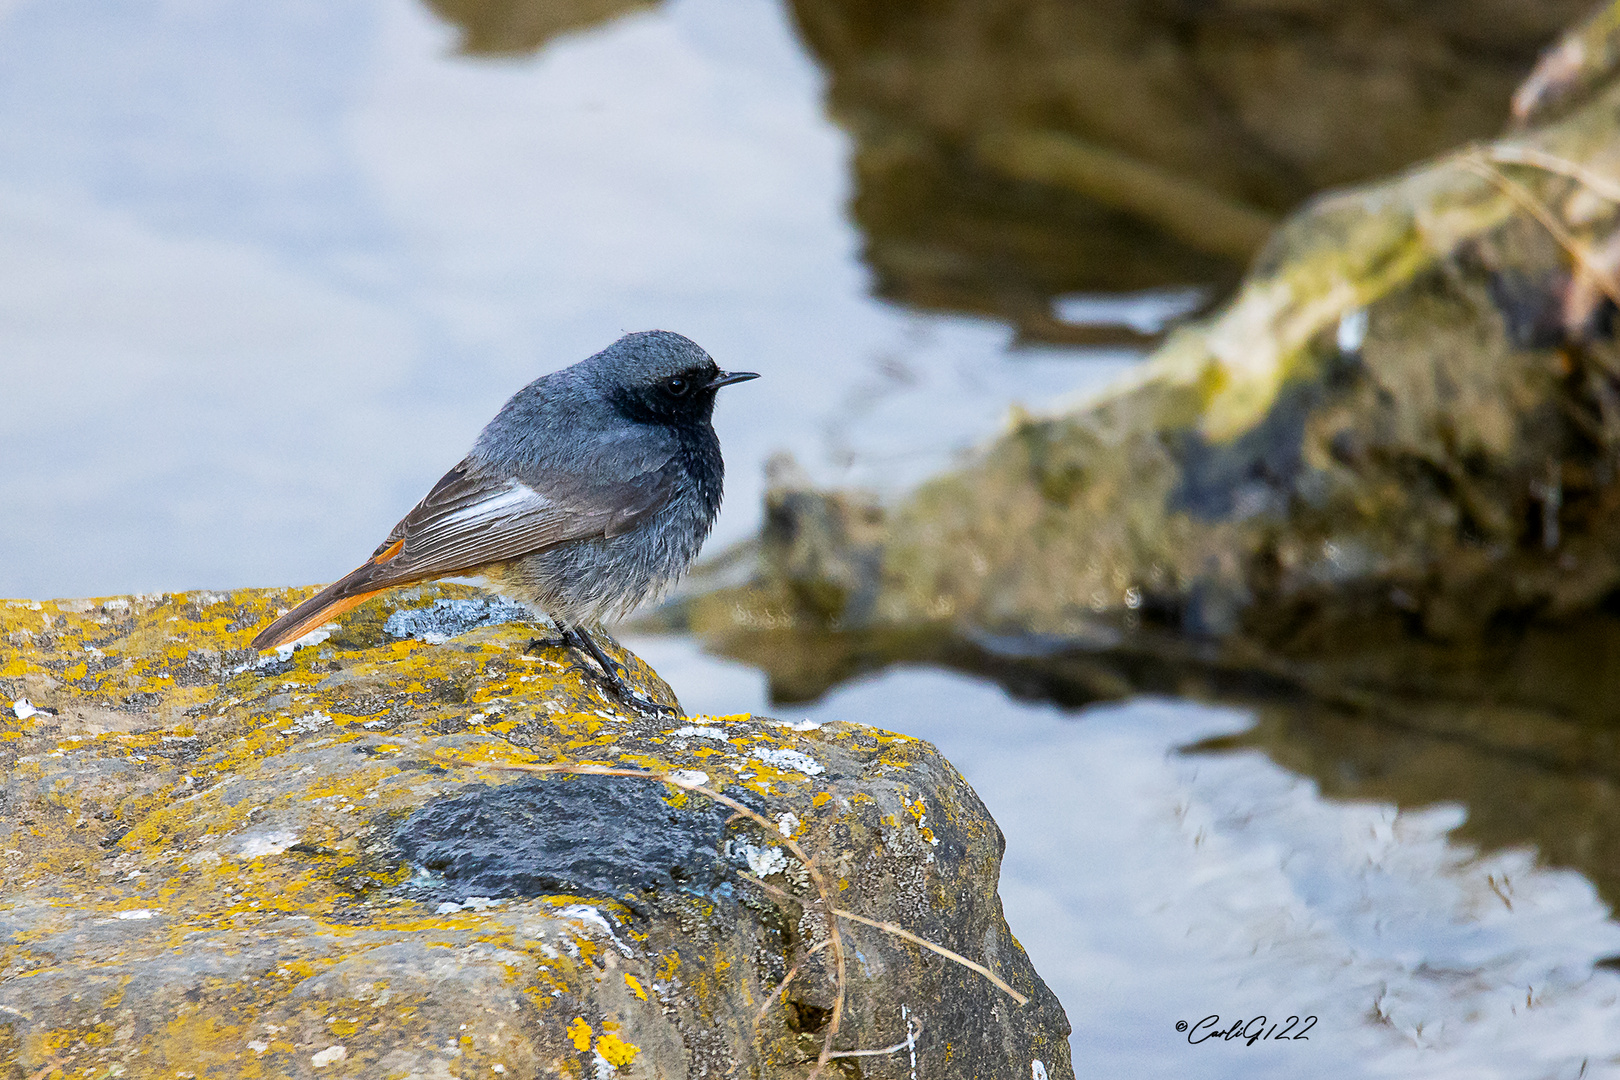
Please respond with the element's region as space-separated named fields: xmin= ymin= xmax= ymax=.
xmin=615 ymin=689 xmax=682 ymax=719
xmin=528 ymin=625 xmax=681 ymax=718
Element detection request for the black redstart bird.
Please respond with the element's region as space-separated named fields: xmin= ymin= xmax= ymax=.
xmin=250 ymin=330 xmax=757 ymax=713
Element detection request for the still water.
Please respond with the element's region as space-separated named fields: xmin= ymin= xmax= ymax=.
xmin=0 ymin=0 xmax=1135 ymax=602
xmin=632 ymin=635 xmax=1620 ymax=1079
xmin=4 ymin=0 xmax=1620 ymax=1076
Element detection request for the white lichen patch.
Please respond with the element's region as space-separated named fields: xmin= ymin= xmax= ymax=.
xmin=287 ymin=712 xmax=332 ymax=734
xmin=668 ymin=769 xmax=708 ymax=788
xmin=311 ymin=1045 xmax=347 ymax=1067
xmin=670 ymin=724 xmax=728 ymax=741
xmin=437 ymin=896 xmax=503 ymax=914
xmin=557 ymin=904 xmax=635 ymax=957
xmin=237 ymin=830 xmax=300 ymax=858
xmin=752 ymin=746 xmax=824 ymax=776
xmin=271 ymin=628 xmax=331 ymax=663
xmin=728 ymin=840 xmax=789 ymax=878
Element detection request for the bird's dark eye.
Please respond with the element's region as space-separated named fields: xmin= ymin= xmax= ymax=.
xmin=664 ymin=376 xmax=690 ymax=397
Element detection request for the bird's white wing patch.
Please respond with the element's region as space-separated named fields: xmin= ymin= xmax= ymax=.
xmin=441 ymin=480 xmax=551 ymax=525
xmin=363 ymin=454 xmax=680 ymax=585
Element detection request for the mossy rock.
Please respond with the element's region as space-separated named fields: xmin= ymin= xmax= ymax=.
xmin=0 ymin=585 xmax=1071 ymax=1078
xmin=678 ymin=5 xmax=1620 ymax=675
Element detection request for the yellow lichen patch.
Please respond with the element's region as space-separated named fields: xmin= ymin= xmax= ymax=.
xmin=904 ymin=797 xmax=939 ymax=846
xmin=566 ymin=1016 xmax=593 ymax=1051
xmin=623 ymin=973 xmax=648 ymax=1000
xmin=151 ymin=1007 xmax=248 ymax=1074
xmin=655 ymin=952 xmax=680 ymax=984
xmin=701 ymin=713 xmax=754 ymax=726
xmin=595 ymin=1032 xmax=640 ymax=1068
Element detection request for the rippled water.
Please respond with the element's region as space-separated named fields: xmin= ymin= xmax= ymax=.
xmin=6 ymin=1 xmax=1620 ymax=1076
xmin=632 ymin=634 xmax=1620 ymax=1079
xmin=0 ymin=0 xmax=1135 ymax=601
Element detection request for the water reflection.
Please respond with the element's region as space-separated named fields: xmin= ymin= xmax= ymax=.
xmin=418 ymin=0 xmax=1585 ymax=342
xmin=780 ymin=0 xmax=1589 ymax=340
xmin=423 ymin=0 xmax=656 ymax=54
xmin=673 ymin=613 xmax=1620 ymax=1071
xmin=630 ymin=634 xmax=1620 ymax=1079
xmin=693 ymin=613 xmax=1620 ymax=913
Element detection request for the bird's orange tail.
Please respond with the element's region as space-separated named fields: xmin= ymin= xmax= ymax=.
xmin=249 ymin=539 xmax=415 ymax=651
xmin=248 ymin=585 xmax=383 ymax=651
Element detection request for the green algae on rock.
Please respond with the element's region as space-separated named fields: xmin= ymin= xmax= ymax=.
xmin=0 ymin=586 xmax=1072 ymax=1078
xmin=675 ymin=2 xmax=1620 ymax=676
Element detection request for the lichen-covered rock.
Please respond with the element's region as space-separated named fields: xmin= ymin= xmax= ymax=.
xmin=0 ymin=586 xmax=1071 ymax=1078
xmin=678 ymin=3 xmax=1620 ymax=670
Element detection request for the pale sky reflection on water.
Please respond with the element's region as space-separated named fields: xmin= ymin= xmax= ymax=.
xmin=630 ymin=635 xmax=1620 ymax=1080
xmin=0 ymin=0 xmax=1132 ymax=601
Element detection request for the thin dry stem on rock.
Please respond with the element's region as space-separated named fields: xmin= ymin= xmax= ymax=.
xmin=1465 ymin=157 xmax=1620 ymax=310
xmin=824 ymin=1017 xmax=923 ymax=1061
xmin=1489 ymin=145 xmax=1620 ymax=205
xmin=753 ymin=961 xmax=804 ymax=1029
xmin=832 ymin=909 xmax=1030 ymax=1005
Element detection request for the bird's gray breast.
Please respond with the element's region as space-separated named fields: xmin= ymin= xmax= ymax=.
xmin=508 ymin=481 xmax=717 ymax=624
xmin=469 ymin=368 xmax=724 ymax=623
xmin=494 ymin=428 xmax=722 ymax=624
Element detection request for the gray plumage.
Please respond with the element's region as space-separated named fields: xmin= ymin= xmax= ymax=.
xmin=471 ymin=332 xmax=729 ymax=624
xmin=249 ymin=331 xmax=755 ymax=665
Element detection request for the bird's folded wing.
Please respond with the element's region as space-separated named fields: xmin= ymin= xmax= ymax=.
xmin=365 ymin=456 xmax=678 ymax=586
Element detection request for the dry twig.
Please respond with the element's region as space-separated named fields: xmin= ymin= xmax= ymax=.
xmin=1489 ymin=146 xmax=1620 ymax=205
xmin=753 ymin=962 xmax=803 ymax=1029
xmin=824 ymin=1016 xmax=923 ymax=1060
xmin=832 ymin=909 xmax=1029 ymax=1005
xmin=1464 ymin=157 xmax=1620 ymax=311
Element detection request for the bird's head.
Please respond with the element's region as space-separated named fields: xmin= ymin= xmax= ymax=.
xmin=597 ymin=330 xmax=758 ymax=427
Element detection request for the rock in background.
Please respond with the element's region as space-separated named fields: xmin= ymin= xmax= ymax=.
xmin=0 ymin=586 xmax=1070 ymax=1078
xmin=675 ymin=2 xmax=1620 ymax=695
xmin=421 ymin=0 xmax=659 ymax=55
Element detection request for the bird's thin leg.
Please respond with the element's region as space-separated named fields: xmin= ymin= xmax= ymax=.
xmin=569 ymin=624 xmax=680 ymax=717
xmin=523 ymin=623 xmax=601 ymax=689
xmin=524 ymin=614 xmax=573 ymax=654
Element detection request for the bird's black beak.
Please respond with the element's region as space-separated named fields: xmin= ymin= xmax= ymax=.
xmin=706 ymin=370 xmax=760 ymax=390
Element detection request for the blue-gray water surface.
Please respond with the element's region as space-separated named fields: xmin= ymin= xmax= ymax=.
xmin=5 ymin=0 xmax=1620 ymax=1076
xmin=0 ymin=0 xmax=1139 ymax=601
xmin=629 ymin=635 xmax=1620 ymax=1080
